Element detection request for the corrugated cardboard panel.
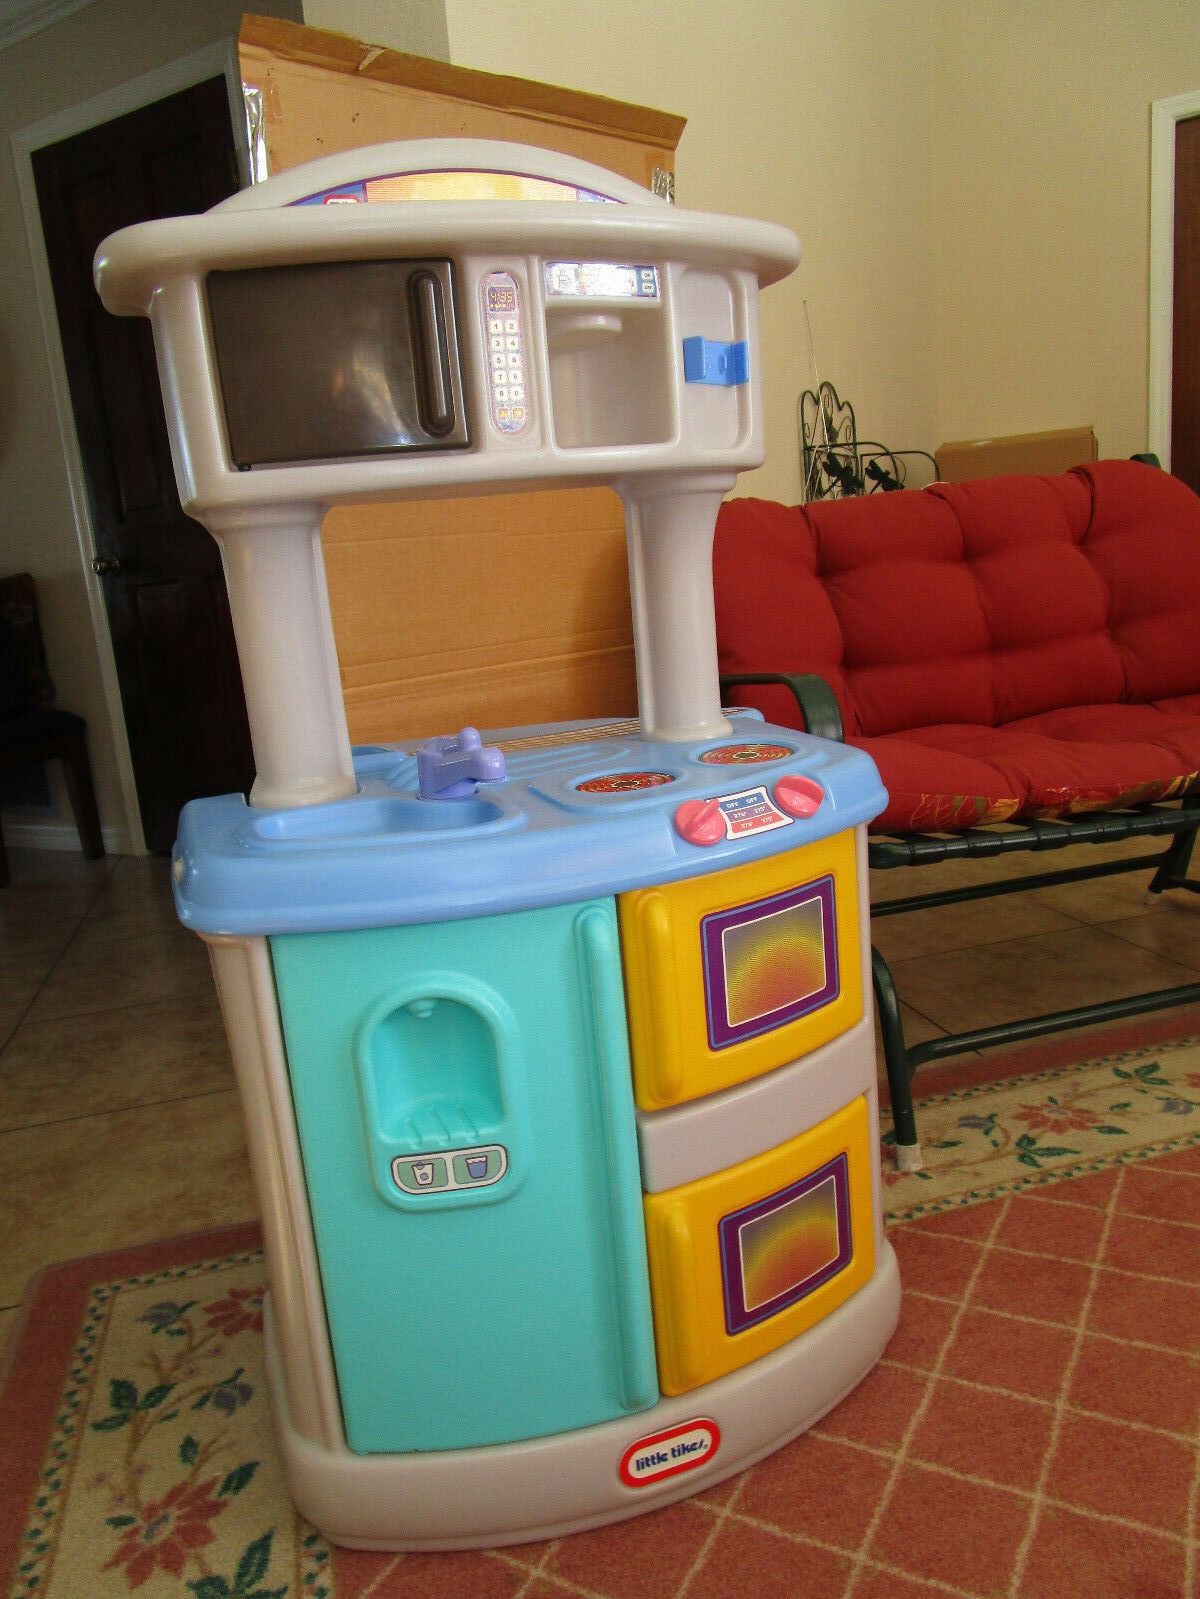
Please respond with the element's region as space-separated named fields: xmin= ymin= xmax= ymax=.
xmin=935 ymin=426 xmax=1098 ymax=482
xmin=323 ymin=489 xmax=636 ymax=742
xmin=239 ymin=15 xmax=684 ymax=189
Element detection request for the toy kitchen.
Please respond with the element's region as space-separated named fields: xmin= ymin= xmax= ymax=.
xmin=94 ymin=136 xmax=900 ymax=1550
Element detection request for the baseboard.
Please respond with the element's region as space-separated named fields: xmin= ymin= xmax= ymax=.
xmin=0 ymin=814 xmax=133 ymax=858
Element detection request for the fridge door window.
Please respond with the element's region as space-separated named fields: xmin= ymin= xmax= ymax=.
xmin=643 ymin=1095 xmax=874 ymax=1395
xmin=619 ymin=830 xmax=862 ymax=1110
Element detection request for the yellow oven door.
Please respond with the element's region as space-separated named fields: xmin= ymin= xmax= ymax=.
xmin=643 ymin=1096 xmax=875 ymax=1395
xmin=619 ymin=830 xmax=862 ymax=1110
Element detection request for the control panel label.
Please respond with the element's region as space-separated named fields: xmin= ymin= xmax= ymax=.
xmin=481 ymin=270 xmax=529 ymax=434
xmin=619 ymin=1419 xmax=720 ymax=1487
xmin=716 ymin=785 xmax=792 ymax=838
xmin=391 ymin=1143 xmax=508 ymax=1195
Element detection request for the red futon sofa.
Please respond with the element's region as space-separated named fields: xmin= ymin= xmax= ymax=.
xmin=714 ymin=460 xmax=1200 ymax=1167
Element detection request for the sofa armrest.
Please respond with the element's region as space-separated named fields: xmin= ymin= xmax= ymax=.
xmin=719 ymin=671 xmax=845 ymax=742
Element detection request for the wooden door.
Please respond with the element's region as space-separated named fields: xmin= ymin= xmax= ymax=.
xmin=1172 ymin=114 xmax=1200 ymax=495
xmin=32 ymin=76 xmax=254 ymax=853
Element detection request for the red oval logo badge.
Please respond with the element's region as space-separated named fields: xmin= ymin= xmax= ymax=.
xmin=618 ymin=1419 xmax=721 ymax=1487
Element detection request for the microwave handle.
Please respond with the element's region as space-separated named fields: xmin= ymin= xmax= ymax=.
xmin=408 ymin=269 xmax=456 ymax=437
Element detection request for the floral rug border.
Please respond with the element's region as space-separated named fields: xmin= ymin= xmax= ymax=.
xmin=882 ymin=1032 xmax=1200 ymax=1224
xmin=8 ymin=1243 xmax=332 ymax=1599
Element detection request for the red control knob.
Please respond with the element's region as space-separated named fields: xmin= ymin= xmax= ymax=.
xmin=773 ymin=775 xmax=825 ymax=817
xmin=674 ymin=797 xmax=726 ymax=846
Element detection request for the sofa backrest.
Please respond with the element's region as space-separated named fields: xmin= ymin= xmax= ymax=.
xmin=713 ymin=460 xmax=1200 ymax=737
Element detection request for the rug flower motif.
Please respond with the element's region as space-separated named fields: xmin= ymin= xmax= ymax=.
xmin=883 ymin=1033 xmax=1200 ymax=1221
xmin=10 ymin=1253 xmax=328 ymax=1599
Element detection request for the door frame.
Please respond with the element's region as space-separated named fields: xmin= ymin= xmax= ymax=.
xmin=11 ymin=41 xmax=252 ymax=854
xmin=1148 ymin=88 xmax=1200 ymax=471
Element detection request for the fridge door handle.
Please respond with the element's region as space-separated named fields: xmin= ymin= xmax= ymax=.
xmin=575 ymin=905 xmax=659 ymax=1413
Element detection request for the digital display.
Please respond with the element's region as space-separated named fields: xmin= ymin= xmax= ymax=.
xmin=486 ymin=282 xmax=518 ymax=314
xmin=545 ymin=262 xmax=660 ymax=300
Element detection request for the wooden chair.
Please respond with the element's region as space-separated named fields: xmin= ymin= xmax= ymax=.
xmin=0 ymin=573 xmax=104 ymax=886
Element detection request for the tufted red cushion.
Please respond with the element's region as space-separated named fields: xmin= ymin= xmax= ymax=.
xmin=714 ymin=461 xmax=1200 ymax=831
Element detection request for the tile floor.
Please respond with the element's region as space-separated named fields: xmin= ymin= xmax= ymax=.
xmin=2 ymin=833 xmax=1199 ymax=1350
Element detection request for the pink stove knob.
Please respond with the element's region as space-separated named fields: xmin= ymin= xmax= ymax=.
xmin=773 ymin=775 xmax=825 ymax=817
xmin=674 ymin=797 xmax=726 ymax=846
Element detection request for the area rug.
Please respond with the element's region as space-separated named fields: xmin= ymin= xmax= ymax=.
xmin=3 ymin=1035 xmax=1199 ymax=1598
xmin=882 ymin=1030 xmax=1200 ymax=1221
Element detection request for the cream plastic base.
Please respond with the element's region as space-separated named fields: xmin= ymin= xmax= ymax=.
xmin=265 ymin=1240 xmax=900 ymax=1552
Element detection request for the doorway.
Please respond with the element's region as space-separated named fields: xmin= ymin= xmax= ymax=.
xmin=1149 ymin=89 xmax=1200 ymax=478
xmin=1171 ymin=114 xmax=1200 ymax=496
xmin=29 ymin=73 xmax=254 ymax=854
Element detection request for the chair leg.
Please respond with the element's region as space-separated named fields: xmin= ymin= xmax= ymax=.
xmin=871 ymin=945 xmax=923 ymax=1171
xmin=1147 ymin=798 xmax=1198 ymax=895
xmin=60 ymin=734 xmax=104 ymax=861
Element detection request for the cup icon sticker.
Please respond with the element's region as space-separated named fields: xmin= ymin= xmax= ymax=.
xmin=411 ymin=1161 xmax=435 ymax=1187
xmin=465 ymin=1154 xmax=489 ymax=1181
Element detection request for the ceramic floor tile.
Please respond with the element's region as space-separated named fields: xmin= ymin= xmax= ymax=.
xmin=1102 ymin=903 xmax=1200 ymax=974
xmin=888 ymin=924 xmax=1199 ymax=1038
xmin=76 ymin=855 xmax=185 ymax=943
xmin=870 ymin=892 xmax=1078 ymax=963
xmin=0 ymin=989 xmax=231 ymax=1131
xmin=24 ymin=921 xmax=213 ymax=1023
xmin=0 ymin=1089 xmax=256 ymax=1306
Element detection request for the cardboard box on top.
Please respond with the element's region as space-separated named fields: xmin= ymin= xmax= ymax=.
xmin=935 ymin=426 xmax=1097 ymax=482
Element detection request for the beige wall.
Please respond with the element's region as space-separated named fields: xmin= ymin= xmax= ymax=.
xmin=929 ymin=2 xmax=1200 ymax=457
xmin=443 ymin=0 xmax=1200 ymax=479
xmin=302 ymin=0 xmax=449 ymax=61
xmin=441 ymin=0 xmax=938 ymax=504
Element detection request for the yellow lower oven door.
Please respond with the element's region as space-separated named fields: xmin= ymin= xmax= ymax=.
xmin=643 ymin=1095 xmax=875 ymax=1395
xmin=619 ymin=829 xmax=862 ymax=1111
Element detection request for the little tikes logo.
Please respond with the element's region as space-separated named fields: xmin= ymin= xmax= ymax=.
xmin=619 ymin=1419 xmax=720 ymax=1487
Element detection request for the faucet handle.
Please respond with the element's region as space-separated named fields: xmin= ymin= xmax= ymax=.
xmin=416 ymin=727 xmax=507 ymax=801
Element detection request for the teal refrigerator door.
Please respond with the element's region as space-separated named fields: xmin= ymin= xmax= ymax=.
xmin=271 ymin=897 xmax=659 ymax=1453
